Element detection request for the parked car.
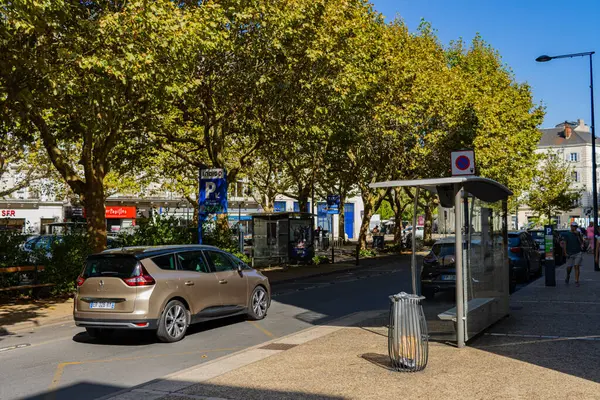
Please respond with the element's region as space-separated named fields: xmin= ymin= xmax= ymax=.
xmin=74 ymin=245 xmax=270 ymax=343
xmin=508 ymin=231 xmax=542 ymax=281
xmin=528 ymin=229 xmax=565 ymax=265
xmin=421 ymin=236 xmax=518 ymax=299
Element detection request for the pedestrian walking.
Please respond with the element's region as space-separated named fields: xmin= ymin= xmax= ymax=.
xmin=586 ymin=222 xmax=596 ymax=253
xmin=560 ymin=221 xmax=584 ymax=287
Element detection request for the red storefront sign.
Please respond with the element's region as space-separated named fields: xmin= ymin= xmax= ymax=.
xmin=1 ymin=210 xmax=16 ymax=217
xmin=82 ymin=206 xmax=136 ymax=219
xmin=105 ymin=206 xmax=136 ymax=219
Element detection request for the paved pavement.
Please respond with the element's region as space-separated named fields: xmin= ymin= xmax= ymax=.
xmin=0 ymin=255 xmax=412 ymax=400
xmin=54 ymin=255 xmax=600 ymax=400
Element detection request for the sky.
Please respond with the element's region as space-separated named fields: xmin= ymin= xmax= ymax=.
xmin=370 ymin=0 xmax=599 ymax=129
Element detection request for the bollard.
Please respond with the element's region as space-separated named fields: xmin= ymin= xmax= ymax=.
xmin=331 ymin=245 xmax=335 ymax=264
xmin=356 ymin=244 xmax=360 ymax=266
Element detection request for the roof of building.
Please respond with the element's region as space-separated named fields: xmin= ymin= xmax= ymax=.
xmin=539 ymin=123 xmax=592 ymax=147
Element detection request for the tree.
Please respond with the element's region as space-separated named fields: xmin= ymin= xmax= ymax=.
xmin=527 ymin=152 xmax=581 ymax=222
xmin=0 ymin=1 xmax=204 ymax=252
xmin=0 ymin=126 xmax=53 ymax=198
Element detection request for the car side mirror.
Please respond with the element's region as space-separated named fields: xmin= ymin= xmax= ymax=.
xmin=237 ymin=263 xmax=244 ymax=274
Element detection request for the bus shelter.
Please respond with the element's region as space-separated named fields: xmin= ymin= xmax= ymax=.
xmin=370 ymin=176 xmax=512 ymax=348
xmin=251 ymin=212 xmax=314 ymax=267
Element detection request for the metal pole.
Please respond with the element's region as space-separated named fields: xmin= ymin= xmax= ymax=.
xmin=411 ymin=187 xmax=420 ymax=295
xmin=239 ymin=202 xmax=243 ymax=254
xmin=454 ymin=183 xmax=465 ymax=348
xmin=590 ymin=53 xmax=599 ymax=271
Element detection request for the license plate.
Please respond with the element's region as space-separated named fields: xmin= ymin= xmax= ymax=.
xmin=90 ymin=302 xmax=115 ymax=309
xmin=440 ymin=275 xmax=456 ymax=281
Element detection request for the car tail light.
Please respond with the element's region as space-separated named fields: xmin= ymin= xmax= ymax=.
xmin=123 ymin=264 xmax=155 ymax=286
xmin=510 ymin=247 xmax=522 ymax=254
xmin=76 ymin=276 xmax=86 ymax=286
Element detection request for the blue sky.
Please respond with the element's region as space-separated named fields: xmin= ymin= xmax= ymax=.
xmin=370 ymin=0 xmax=599 ymax=129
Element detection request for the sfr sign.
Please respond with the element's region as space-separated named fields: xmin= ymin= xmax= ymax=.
xmin=1 ymin=210 xmax=16 ymax=217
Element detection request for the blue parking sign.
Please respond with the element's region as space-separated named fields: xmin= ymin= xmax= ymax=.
xmin=326 ymin=195 xmax=340 ymax=214
xmin=199 ymin=169 xmax=228 ymax=215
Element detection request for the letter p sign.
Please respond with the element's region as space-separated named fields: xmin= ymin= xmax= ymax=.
xmin=205 ymin=182 xmax=216 ymax=198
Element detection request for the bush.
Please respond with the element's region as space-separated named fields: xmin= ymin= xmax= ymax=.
xmin=121 ymin=215 xmax=192 ymax=246
xmin=0 ymin=231 xmax=32 ymax=290
xmin=39 ymin=232 xmax=91 ymax=295
xmin=359 ymin=249 xmax=376 ymax=258
xmin=312 ymin=255 xmax=330 ymax=265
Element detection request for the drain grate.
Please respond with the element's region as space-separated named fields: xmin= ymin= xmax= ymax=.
xmin=260 ymin=343 xmax=298 ymax=351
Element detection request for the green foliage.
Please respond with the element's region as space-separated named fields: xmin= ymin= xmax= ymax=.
xmin=121 ymin=215 xmax=192 ymax=247
xmin=527 ymin=151 xmax=582 ymax=221
xmin=376 ymin=201 xmax=395 ymax=221
xmin=40 ymin=233 xmax=91 ymax=295
xmin=359 ymin=249 xmax=376 ymax=258
xmin=0 ymin=231 xmax=30 ymax=289
xmin=312 ymin=255 xmax=330 ymax=265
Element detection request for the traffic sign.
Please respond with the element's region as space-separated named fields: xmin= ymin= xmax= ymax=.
xmin=451 ymin=150 xmax=475 ymax=176
xmin=199 ymin=168 xmax=228 ymax=215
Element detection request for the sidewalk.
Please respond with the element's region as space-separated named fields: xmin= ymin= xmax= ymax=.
xmin=102 ymin=255 xmax=600 ymax=400
xmin=0 ymin=253 xmax=412 ymax=334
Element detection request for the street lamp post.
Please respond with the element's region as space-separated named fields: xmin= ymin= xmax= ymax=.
xmin=537 ymin=51 xmax=598 ymax=271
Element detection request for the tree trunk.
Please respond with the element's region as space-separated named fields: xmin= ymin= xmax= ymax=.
xmin=297 ymin=186 xmax=311 ymax=213
xmin=359 ymin=199 xmax=373 ymax=250
xmin=423 ymin=203 xmax=433 ymax=245
xmin=83 ymin=184 xmax=106 ymax=254
xmin=261 ymin=193 xmax=275 ymax=213
xmin=338 ymin=194 xmax=346 ymax=242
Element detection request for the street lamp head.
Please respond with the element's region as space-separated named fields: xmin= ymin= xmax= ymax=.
xmin=536 ymin=55 xmax=553 ymax=62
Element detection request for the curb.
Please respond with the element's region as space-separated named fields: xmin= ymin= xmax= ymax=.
xmin=2 ymin=314 xmax=74 ymax=333
xmin=98 ymin=309 xmax=387 ymax=400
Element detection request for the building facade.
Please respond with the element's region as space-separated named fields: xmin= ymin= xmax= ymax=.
xmin=516 ymin=119 xmax=597 ymax=229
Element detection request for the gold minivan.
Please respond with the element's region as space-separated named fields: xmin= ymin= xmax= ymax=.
xmin=74 ymin=245 xmax=270 ymax=342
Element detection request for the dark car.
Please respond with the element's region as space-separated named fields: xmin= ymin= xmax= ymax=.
xmin=508 ymin=231 xmax=542 ymax=281
xmin=420 ymin=238 xmax=458 ymax=299
xmin=421 ymin=236 xmax=518 ymax=299
xmin=528 ymin=229 xmax=565 ymax=266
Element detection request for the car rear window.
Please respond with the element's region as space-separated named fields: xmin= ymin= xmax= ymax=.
xmin=432 ymin=243 xmax=454 ymax=257
xmin=508 ymin=235 xmax=521 ymax=247
xmin=529 ymin=231 xmax=544 ymax=240
xmin=83 ymin=255 xmax=139 ymax=278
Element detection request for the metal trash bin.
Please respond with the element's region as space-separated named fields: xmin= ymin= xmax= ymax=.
xmin=388 ymin=292 xmax=428 ymax=372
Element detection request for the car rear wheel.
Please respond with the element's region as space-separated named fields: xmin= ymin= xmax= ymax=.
xmin=247 ymin=286 xmax=268 ymax=320
xmin=157 ymin=300 xmax=189 ymax=343
xmin=86 ymin=327 xmax=114 ymax=340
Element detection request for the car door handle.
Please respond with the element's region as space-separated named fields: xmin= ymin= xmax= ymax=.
xmin=184 ymin=281 xmax=195 ymax=286
xmin=219 ymin=279 xmax=228 ymax=284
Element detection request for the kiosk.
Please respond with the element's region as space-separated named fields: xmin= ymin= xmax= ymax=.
xmin=370 ymin=176 xmax=512 ymax=348
xmin=251 ymin=212 xmax=314 ymax=267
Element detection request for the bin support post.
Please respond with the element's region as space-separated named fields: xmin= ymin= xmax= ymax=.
xmin=454 ymin=184 xmax=465 ymax=348
xmin=411 ymin=187 xmax=420 ymax=295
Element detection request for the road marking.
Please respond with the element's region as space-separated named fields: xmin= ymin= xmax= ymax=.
xmin=46 ymin=347 xmax=242 ymax=392
xmin=247 ymin=321 xmax=274 ymax=337
xmin=0 ymin=343 xmax=30 ymax=352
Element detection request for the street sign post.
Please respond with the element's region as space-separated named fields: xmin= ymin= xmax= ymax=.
xmin=451 ymin=150 xmax=476 ymax=176
xmin=544 ymin=225 xmax=556 ymax=286
xmin=198 ymin=168 xmax=228 ymax=244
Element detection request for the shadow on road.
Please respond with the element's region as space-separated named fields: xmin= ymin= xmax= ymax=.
xmin=72 ymin=314 xmax=248 ymax=346
xmin=23 ymin=380 xmax=345 ymax=400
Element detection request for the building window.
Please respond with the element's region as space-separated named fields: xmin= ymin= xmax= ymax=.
xmin=571 ymin=171 xmax=579 ymax=182
xmin=569 ymin=153 xmax=579 ymax=162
